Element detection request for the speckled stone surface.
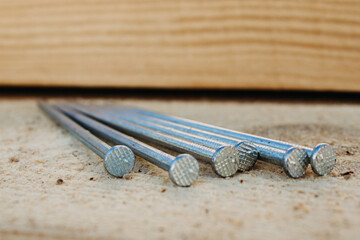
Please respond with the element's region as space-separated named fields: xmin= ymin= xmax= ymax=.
xmin=0 ymin=98 xmax=359 ymax=240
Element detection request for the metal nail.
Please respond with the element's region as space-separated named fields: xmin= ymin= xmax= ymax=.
xmin=65 ymin=103 xmax=240 ymax=178
xmin=105 ymin=107 xmax=308 ymax=178
xmin=121 ymin=106 xmax=336 ymax=176
xmin=92 ymin=106 xmax=258 ymax=172
xmin=38 ymin=102 xmax=135 ymax=177
xmin=55 ymin=105 xmax=199 ymax=187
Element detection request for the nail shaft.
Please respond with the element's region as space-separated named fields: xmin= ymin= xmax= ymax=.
xmin=104 ymin=107 xmax=308 ymax=178
xmin=89 ymin=106 xmax=258 ymax=172
xmin=56 ymin=105 xmax=199 ymax=187
xmin=119 ymin=105 xmax=336 ymax=176
xmin=38 ymin=102 xmax=135 ymax=177
xmin=65 ymin=104 xmax=240 ymax=178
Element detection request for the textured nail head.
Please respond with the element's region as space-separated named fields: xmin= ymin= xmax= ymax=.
xmin=104 ymin=145 xmax=135 ymax=177
xmin=310 ymin=143 xmax=336 ymax=176
xmin=283 ymin=147 xmax=309 ymax=178
xmin=234 ymin=141 xmax=259 ymax=171
xmin=212 ymin=146 xmax=240 ymax=177
xmin=169 ymin=154 xmax=200 ymax=187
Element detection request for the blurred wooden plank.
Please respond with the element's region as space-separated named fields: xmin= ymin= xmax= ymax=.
xmin=0 ymin=0 xmax=360 ymax=91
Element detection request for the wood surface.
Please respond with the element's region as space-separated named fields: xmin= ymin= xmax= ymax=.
xmin=0 ymin=99 xmax=359 ymax=239
xmin=0 ymin=0 xmax=360 ymax=91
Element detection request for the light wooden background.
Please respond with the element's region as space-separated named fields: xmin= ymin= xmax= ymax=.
xmin=0 ymin=0 xmax=360 ymax=91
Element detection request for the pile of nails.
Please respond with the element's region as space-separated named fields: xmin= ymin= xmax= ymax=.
xmin=39 ymin=101 xmax=337 ymax=187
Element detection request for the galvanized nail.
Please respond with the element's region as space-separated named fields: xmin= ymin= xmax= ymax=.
xmin=95 ymin=107 xmax=258 ymax=172
xmin=121 ymin=106 xmax=336 ymax=176
xmin=55 ymin=105 xmax=199 ymax=187
xmin=38 ymin=102 xmax=135 ymax=177
xmin=65 ymin=103 xmax=240 ymax=178
xmin=105 ymin=107 xmax=308 ymax=178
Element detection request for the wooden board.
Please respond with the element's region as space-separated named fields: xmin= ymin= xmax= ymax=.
xmin=1 ymin=99 xmax=359 ymax=239
xmin=0 ymin=0 xmax=360 ymax=91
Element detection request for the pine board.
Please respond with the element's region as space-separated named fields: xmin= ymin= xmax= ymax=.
xmin=0 ymin=0 xmax=360 ymax=91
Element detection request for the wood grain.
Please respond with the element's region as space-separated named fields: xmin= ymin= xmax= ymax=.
xmin=0 ymin=0 xmax=360 ymax=91
xmin=1 ymin=100 xmax=360 ymax=239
